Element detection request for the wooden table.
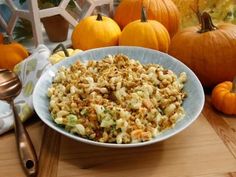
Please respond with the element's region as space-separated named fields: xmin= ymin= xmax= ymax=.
xmin=0 ymin=95 xmax=236 ymax=177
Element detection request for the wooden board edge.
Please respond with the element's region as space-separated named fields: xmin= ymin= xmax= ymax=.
xmin=38 ymin=125 xmax=61 ymax=177
xmin=203 ymin=97 xmax=236 ymax=159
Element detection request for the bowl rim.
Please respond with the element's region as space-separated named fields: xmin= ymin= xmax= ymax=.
xmin=33 ymin=46 xmax=205 ymax=148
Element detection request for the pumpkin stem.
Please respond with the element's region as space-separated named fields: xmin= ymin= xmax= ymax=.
xmin=53 ymin=43 xmax=69 ymax=57
xmin=3 ymin=34 xmax=12 ymax=44
xmin=232 ymin=76 xmax=236 ymax=93
xmin=96 ymin=13 xmax=103 ymax=21
xmin=141 ymin=7 xmax=147 ymax=22
xmin=198 ymin=12 xmax=217 ymax=33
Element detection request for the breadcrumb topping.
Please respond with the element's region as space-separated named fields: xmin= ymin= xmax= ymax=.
xmin=48 ymin=54 xmax=187 ymax=144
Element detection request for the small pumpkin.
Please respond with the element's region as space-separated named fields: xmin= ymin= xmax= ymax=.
xmin=49 ymin=44 xmax=82 ymax=64
xmin=168 ymin=12 xmax=236 ymax=87
xmin=114 ymin=0 xmax=180 ymax=37
xmin=211 ymin=77 xmax=236 ymax=115
xmin=72 ymin=14 xmax=121 ymax=50
xmin=119 ymin=7 xmax=170 ymax=53
xmin=0 ymin=33 xmax=3 ymax=43
xmin=0 ymin=36 xmax=29 ymax=70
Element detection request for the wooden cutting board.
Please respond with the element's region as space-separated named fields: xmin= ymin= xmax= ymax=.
xmin=0 ymin=96 xmax=236 ymax=177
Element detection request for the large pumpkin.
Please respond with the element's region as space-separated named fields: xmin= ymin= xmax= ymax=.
xmin=168 ymin=12 xmax=236 ymax=87
xmin=0 ymin=37 xmax=29 ymax=70
xmin=119 ymin=7 xmax=170 ymax=52
xmin=72 ymin=14 xmax=121 ymax=50
xmin=114 ymin=0 xmax=180 ymax=37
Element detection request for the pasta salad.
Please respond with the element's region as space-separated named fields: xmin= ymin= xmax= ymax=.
xmin=48 ymin=54 xmax=187 ymax=144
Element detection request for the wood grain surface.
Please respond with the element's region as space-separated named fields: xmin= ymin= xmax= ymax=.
xmin=0 ymin=95 xmax=236 ymax=177
xmin=203 ymin=97 xmax=236 ymax=159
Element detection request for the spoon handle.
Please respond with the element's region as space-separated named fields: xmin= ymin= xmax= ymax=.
xmin=10 ymin=100 xmax=38 ymax=177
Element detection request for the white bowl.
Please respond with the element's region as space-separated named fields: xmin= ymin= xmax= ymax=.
xmin=33 ymin=46 xmax=205 ymax=148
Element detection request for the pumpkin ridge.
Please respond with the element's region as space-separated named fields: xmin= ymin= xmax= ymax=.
xmin=187 ymin=32 xmax=200 ymax=78
xmin=161 ymin=0 xmax=171 ymax=36
xmin=0 ymin=33 xmax=3 ymax=43
xmin=162 ymin=0 xmax=180 ymax=37
xmin=221 ymin=82 xmax=232 ymax=89
xmin=155 ymin=0 xmax=163 ymax=25
xmin=124 ymin=0 xmax=138 ymax=29
xmin=232 ymin=77 xmax=236 ymax=93
xmin=200 ymin=33 xmax=216 ymax=82
xmin=216 ymin=90 xmax=228 ymax=111
xmin=216 ymin=27 xmax=234 ymax=48
xmin=151 ymin=0 xmax=157 ymax=20
xmin=197 ymin=27 xmax=229 ymax=85
xmin=104 ymin=23 xmax=119 ymax=45
xmin=145 ymin=0 xmax=152 ymax=19
xmin=93 ymin=22 xmax=106 ymax=45
xmin=219 ymin=27 xmax=236 ymax=55
xmin=234 ymin=95 xmax=236 ymax=113
xmin=211 ymin=91 xmax=223 ymax=111
xmin=151 ymin=20 xmax=169 ymax=52
xmin=223 ymin=92 xmax=235 ymax=114
xmin=215 ymin=86 xmax=230 ymax=92
xmin=214 ymin=30 xmax=236 ymax=81
xmin=148 ymin=21 xmax=160 ymax=50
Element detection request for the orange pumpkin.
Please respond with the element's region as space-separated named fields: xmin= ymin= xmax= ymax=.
xmin=114 ymin=0 xmax=180 ymax=37
xmin=211 ymin=77 xmax=236 ymax=115
xmin=72 ymin=14 xmax=121 ymax=50
xmin=0 ymin=33 xmax=3 ymax=43
xmin=0 ymin=37 xmax=29 ymax=70
xmin=119 ymin=7 xmax=170 ymax=52
xmin=168 ymin=12 xmax=236 ymax=87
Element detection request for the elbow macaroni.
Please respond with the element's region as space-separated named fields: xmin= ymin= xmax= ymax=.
xmin=48 ymin=54 xmax=187 ymax=144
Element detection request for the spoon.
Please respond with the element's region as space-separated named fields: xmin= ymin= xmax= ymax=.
xmin=0 ymin=69 xmax=38 ymax=177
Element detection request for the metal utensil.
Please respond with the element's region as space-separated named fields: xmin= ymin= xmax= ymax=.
xmin=0 ymin=69 xmax=38 ymax=177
